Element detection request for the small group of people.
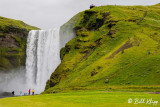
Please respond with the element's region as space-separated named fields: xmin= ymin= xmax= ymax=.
xmin=28 ymin=89 xmax=34 ymax=95
xmin=11 ymin=89 xmax=35 ymax=96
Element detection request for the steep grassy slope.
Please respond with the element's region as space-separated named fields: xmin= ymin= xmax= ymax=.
xmin=0 ymin=16 xmax=39 ymax=71
xmin=45 ymin=4 xmax=160 ymax=92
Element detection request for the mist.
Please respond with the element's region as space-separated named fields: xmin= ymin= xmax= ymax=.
xmin=0 ymin=67 xmax=28 ymax=95
xmin=0 ymin=66 xmax=45 ymax=95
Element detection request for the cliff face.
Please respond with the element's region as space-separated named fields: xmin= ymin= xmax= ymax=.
xmin=0 ymin=16 xmax=39 ymax=71
xmin=45 ymin=4 xmax=160 ymax=92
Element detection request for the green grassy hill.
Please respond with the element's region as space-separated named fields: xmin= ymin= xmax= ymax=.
xmin=0 ymin=16 xmax=39 ymax=71
xmin=45 ymin=4 xmax=160 ymax=93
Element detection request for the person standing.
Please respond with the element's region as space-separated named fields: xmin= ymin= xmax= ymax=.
xmin=12 ymin=91 xmax=14 ymax=95
xmin=28 ymin=89 xmax=31 ymax=95
xmin=32 ymin=89 xmax=34 ymax=95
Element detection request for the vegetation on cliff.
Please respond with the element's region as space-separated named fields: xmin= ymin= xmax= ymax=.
xmin=45 ymin=4 xmax=160 ymax=93
xmin=0 ymin=16 xmax=39 ymax=70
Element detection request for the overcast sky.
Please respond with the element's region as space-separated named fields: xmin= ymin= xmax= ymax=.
xmin=0 ymin=0 xmax=160 ymax=29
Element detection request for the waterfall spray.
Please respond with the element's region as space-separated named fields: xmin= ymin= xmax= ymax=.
xmin=26 ymin=28 xmax=61 ymax=93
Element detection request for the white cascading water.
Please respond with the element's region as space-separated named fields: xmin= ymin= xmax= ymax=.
xmin=0 ymin=27 xmax=75 ymax=96
xmin=25 ymin=28 xmax=61 ymax=93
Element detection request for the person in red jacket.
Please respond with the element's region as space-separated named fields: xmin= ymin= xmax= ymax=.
xmin=29 ymin=89 xmax=31 ymax=95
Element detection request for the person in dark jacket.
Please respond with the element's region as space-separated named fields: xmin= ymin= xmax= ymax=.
xmin=12 ymin=91 xmax=14 ymax=95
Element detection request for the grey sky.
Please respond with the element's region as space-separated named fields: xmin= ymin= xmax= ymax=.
xmin=0 ymin=0 xmax=159 ymax=29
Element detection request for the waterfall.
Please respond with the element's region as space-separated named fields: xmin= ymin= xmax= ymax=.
xmin=0 ymin=27 xmax=75 ymax=95
xmin=25 ymin=28 xmax=60 ymax=93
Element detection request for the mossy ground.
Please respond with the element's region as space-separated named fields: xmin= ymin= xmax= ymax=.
xmin=0 ymin=91 xmax=160 ymax=107
xmin=46 ymin=4 xmax=160 ymax=92
xmin=0 ymin=16 xmax=39 ymax=31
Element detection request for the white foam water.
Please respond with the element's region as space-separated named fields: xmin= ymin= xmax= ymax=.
xmin=25 ymin=28 xmax=61 ymax=93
